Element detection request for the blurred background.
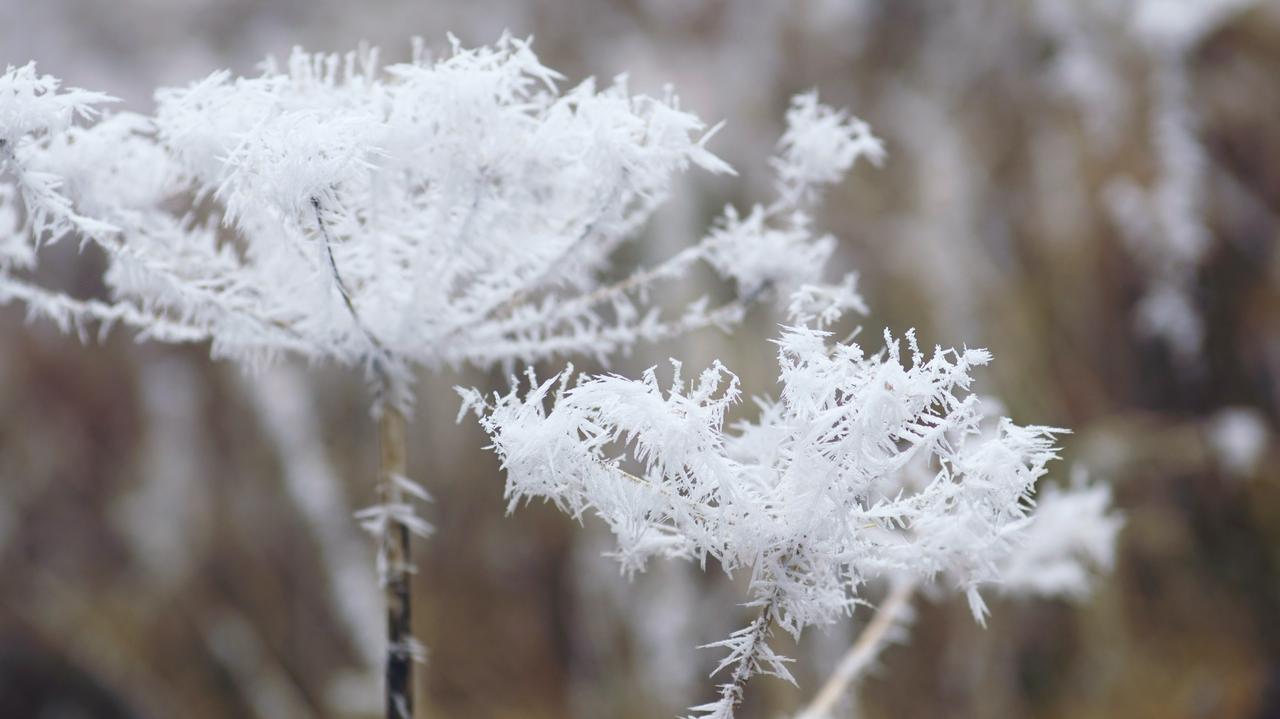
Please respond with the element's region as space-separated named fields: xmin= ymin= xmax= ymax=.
xmin=2 ymin=1 xmax=1279 ymax=717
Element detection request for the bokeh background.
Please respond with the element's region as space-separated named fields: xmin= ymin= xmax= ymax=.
xmin=2 ymin=1 xmax=1279 ymax=717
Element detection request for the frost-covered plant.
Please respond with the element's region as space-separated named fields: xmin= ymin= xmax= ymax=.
xmin=0 ymin=41 xmax=879 ymax=384
xmin=0 ymin=34 xmax=881 ymax=719
xmin=2 ymin=39 xmax=730 ymax=381
xmin=464 ymin=298 xmax=1121 ymax=718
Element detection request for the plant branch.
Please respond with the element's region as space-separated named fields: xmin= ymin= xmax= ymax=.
xmin=796 ymin=579 xmax=915 ymax=719
xmin=450 ymin=178 xmax=625 ymax=332
xmin=692 ymin=589 xmax=786 ymax=718
xmin=724 ymin=596 xmax=777 ymax=708
xmin=311 ymin=196 xmax=388 ymax=364
xmin=0 ymin=274 xmax=208 ymax=343
xmin=447 ymin=291 xmax=748 ymax=368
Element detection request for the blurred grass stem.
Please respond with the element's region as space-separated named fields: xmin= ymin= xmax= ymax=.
xmin=797 ymin=580 xmax=915 ymax=719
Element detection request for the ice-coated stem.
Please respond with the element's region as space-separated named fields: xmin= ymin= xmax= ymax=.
xmin=725 ymin=599 xmax=776 ymax=708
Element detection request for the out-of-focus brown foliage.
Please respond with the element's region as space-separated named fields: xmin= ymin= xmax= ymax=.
xmin=1 ymin=1 xmax=1278 ymax=718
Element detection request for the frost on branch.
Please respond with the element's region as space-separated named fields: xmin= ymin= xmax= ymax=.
xmin=0 ymin=63 xmax=116 ymax=259
xmin=705 ymin=92 xmax=882 ymax=301
xmin=3 ymin=37 xmax=733 ymax=380
xmin=465 ymin=300 xmax=1118 ymax=718
xmin=1 ymin=39 xmax=878 ymax=408
xmin=0 ymin=67 xmax=200 ymax=345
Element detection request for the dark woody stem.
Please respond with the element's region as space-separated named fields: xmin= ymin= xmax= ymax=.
xmin=379 ymin=403 xmax=414 ymax=719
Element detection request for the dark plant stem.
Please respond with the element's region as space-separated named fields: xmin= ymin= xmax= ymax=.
xmin=376 ymin=404 xmax=412 ymax=716
xmin=379 ymin=403 xmax=414 ymax=719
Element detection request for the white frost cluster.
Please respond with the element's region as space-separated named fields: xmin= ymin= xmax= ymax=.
xmin=0 ymin=37 xmax=870 ymax=407
xmin=0 ymin=63 xmax=117 ymax=265
xmin=704 ymin=92 xmax=881 ymax=301
xmin=465 ymin=304 xmax=1120 ymax=718
xmin=999 ymin=470 xmax=1122 ymax=598
xmin=772 ymin=92 xmax=885 ymax=208
xmin=704 ymin=206 xmax=835 ymax=298
xmin=0 ymin=63 xmax=111 ymax=140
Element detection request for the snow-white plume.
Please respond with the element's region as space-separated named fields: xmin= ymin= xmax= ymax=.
xmin=465 ymin=294 xmax=1117 ymax=718
xmin=0 ymin=39 xmax=875 ymax=411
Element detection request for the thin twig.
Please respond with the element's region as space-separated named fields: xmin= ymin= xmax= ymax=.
xmin=311 ymin=196 xmax=389 ymax=366
xmin=3 ymin=146 xmax=312 ymax=353
xmin=456 ymin=178 xmax=624 ymax=330
xmin=546 ymin=244 xmax=704 ymax=317
xmin=708 ymin=591 xmax=780 ymax=716
xmin=796 ymin=580 xmax=915 ymax=719
xmin=0 ymin=274 xmax=208 ymax=343
xmin=604 ymin=464 xmax=713 ymax=523
xmin=447 ymin=290 xmax=749 ymax=367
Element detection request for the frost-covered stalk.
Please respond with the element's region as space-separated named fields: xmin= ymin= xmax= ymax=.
xmin=465 ymin=296 xmax=1122 ymax=718
xmin=378 ymin=403 xmax=414 ymax=719
xmin=697 ymin=591 xmax=784 ymax=717
xmin=1 ymin=35 xmax=881 ymax=717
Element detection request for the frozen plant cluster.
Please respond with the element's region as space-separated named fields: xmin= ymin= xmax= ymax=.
xmin=467 ymin=310 xmax=1119 ymax=715
xmin=1 ymin=36 xmax=874 ymax=409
